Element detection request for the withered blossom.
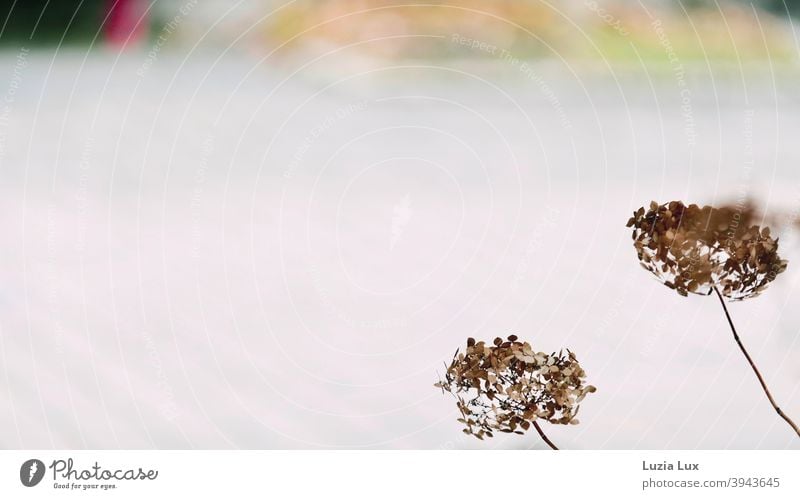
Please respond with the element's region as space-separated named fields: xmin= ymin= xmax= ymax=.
xmin=435 ymin=336 xmax=596 ymax=449
xmin=626 ymin=200 xmax=798 ymax=439
xmin=627 ymin=200 xmax=787 ymax=300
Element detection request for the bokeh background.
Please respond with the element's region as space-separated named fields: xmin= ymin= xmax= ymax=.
xmin=1 ymin=0 xmax=800 ymax=449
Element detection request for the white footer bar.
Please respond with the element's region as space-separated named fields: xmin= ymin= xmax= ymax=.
xmin=0 ymin=450 xmax=797 ymax=497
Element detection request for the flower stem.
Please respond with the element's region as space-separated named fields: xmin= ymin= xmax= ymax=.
xmin=532 ymin=421 xmax=559 ymax=450
xmin=713 ymin=287 xmax=800 ymax=438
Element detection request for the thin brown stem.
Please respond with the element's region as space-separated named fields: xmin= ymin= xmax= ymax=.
xmin=713 ymin=287 xmax=800 ymax=438
xmin=532 ymin=421 xmax=559 ymax=450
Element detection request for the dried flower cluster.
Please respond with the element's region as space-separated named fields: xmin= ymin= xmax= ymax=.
xmin=435 ymin=336 xmax=596 ymax=440
xmin=627 ymin=201 xmax=787 ymax=300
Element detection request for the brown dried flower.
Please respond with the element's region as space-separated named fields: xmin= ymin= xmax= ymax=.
xmin=435 ymin=336 xmax=596 ymax=447
xmin=626 ymin=200 xmax=799 ymax=439
xmin=627 ymin=200 xmax=787 ymax=300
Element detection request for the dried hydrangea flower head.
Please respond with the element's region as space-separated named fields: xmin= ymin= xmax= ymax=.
xmin=627 ymin=200 xmax=787 ymax=300
xmin=626 ymin=200 xmax=799 ymax=439
xmin=435 ymin=336 xmax=596 ymax=449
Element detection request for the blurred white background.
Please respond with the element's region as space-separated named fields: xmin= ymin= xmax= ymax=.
xmin=1 ymin=0 xmax=799 ymax=449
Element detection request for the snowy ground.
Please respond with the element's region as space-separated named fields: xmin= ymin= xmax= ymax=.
xmin=1 ymin=48 xmax=799 ymax=449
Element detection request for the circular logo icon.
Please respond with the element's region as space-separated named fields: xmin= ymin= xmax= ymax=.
xmin=20 ymin=459 xmax=45 ymax=487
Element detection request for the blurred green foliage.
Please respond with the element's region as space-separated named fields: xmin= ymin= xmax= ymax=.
xmin=761 ymin=0 xmax=800 ymax=16
xmin=0 ymin=0 xmax=105 ymax=45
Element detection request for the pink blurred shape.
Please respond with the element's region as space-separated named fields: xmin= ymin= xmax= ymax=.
xmin=105 ymin=0 xmax=149 ymax=47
